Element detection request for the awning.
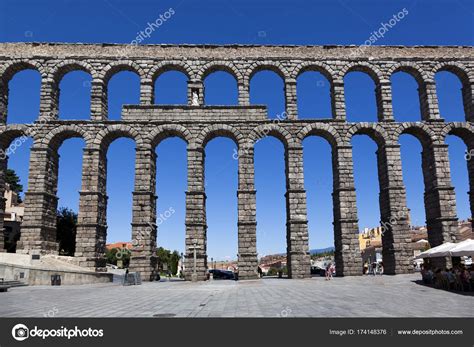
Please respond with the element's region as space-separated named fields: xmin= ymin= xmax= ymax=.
xmin=449 ymin=239 xmax=474 ymax=257
xmin=414 ymin=242 xmax=455 ymax=259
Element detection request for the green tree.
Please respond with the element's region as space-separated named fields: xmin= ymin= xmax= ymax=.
xmin=56 ymin=207 xmax=77 ymax=256
xmin=105 ymin=247 xmax=130 ymax=268
xmin=156 ymin=247 xmax=180 ymax=275
xmin=170 ymin=250 xmax=180 ymax=275
xmin=5 ymin=169 xmax=23 ymax=202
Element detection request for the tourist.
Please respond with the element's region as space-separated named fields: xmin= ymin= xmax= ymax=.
xmin=420 ymin=264 xmax=426 ymax=281
xmin=434 ymin=269 xmax=444 ymax=289
xmin=446 ymin=268 xmax=456 ymax=290
xmin=325 ymin=263 xmax=332 ymax=280
xmin=421 ymin=265 xmax=434 ymax=285
xmin=124 ymin=268 xmax=129 ymax=285
xmin=427 ymin=267 xmax=434 ymax=284
xmin=461 ymin=267 xmax=472 ymax=291
xmin=367 ymin=261 xmax=373 ymax=275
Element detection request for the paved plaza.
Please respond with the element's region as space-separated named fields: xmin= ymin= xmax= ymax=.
xmin=0 ymin=274 xmax=473 ymax=317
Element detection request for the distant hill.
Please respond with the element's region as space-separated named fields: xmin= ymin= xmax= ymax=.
xmin=261 ymin=246 xmax=335 ymax=259
xmin=309 ymin=247 xmax=335 ymax=255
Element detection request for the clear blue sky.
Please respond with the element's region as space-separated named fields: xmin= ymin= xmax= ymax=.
xmin=1 ymin=0 xmax=473 ymax=260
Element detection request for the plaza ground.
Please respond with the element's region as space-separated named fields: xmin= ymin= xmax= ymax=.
xmin=0 ymin=274 xmax=472 ymax=317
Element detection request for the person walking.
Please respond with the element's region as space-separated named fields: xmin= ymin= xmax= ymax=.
xmin=325 ymin=263 xmax=333 ymax=280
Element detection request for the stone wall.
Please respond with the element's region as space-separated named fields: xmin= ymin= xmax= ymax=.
xmin=0 ymin=43 xmax=472 ymax=280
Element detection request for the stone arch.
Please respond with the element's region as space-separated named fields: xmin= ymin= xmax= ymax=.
xmin=100 ymin=61 xmax=146 ymax=85
xmin=432 ymin=62 xmax=472 ymax=121
xmin=441 ymin=123 xmax=474 ymax=148
xmin=51 ymin=60 xmax=97 ymax=83
xmin=149 ymin=124 xmax=193 ymax=148
xmin=246 ymin=61 xmax=289 ymax=82
xmin=94 ymin=124 xmax=143 ymax=151
xmin=340 ymin=62 xmax=384 ymax=84
xmin=196 ymin=124 xmax=244 ymax=148
xmin=388 ymin=62 xmax=429 ymax=86
xmin=0 ymin=61 xmax=46 ymax=123
xmin=0 ymin=60 xmax=47 ymax=83
xmin=292 ymin=62 xmax=336 ymax=83
xmin=37 ymin=124 xmax=92 ymax=151
xmin=441 ymin=123 xmax=474 ymax=228
xmin=388 ymin=62 xmax=432 ymax=121
xmin=147 ymin=61 xmax=193 ymax=82
xmin=248 ymin=123 xmax=295 ymax=148
xmin=198 ymin=62 xmax=243 ymax=83
xmin=395 ymin=123 xmax=439 ymax=148
xmin=297 ymin=123 xmax=342 ymax=148
xmin=432 ymin=62 xmax=471 ymax=85
xmin=0 ymin=125 xmax=33 ymax=151
xmin=346 ymin=123 xmax=390 ymax=147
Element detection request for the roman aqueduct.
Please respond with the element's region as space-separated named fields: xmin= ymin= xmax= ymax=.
xmin=0 ymin=43 xmax=472 ymax=280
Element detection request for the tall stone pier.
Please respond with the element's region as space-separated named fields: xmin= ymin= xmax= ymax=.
xmin=0 ymin=43 xmax=472 ymax=279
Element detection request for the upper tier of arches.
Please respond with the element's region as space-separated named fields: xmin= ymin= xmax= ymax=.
xmin=0 ymin=58 xmax=472 ymax=123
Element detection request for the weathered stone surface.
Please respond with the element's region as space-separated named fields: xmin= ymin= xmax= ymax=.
xmin=0 ymin=43 xmax=472 ymax=280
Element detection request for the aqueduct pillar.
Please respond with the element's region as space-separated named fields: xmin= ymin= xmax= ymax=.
xmin=0 ymin=43 xmax=471 ymax=281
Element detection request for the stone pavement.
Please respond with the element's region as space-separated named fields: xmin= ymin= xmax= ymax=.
xmin=0 ymin=274 xmax=472 ymax=317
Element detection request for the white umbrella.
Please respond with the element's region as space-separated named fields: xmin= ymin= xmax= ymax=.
xmin=449 ymin=239 xmax=474 ymax=257
xmin=414 ymin=242 xmax=455 ymax=259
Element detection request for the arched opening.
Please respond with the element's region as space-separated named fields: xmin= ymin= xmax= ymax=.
xmin=344 ymin=72 xmax=377 ymax=122
xmin=399 ymin=127 xmax=459 ymax=260
xmin=254 ymin=136 xmax=287 ymax=277
xmin=250 ymin=70 xmax=285 ymax=119
xmin=205 ymin=137 xmax=238 ymax=271
xmin=302 ymin=136 xmax=334 ymax=274
xmin=297 ymin=71 xmax=331 ymax=119
xmin=351 ymin=135 xmax=381 ymax=270
xmin=56 ymin=138 xmax=85 ymax=256
xmin=105 ymin=137 xmax=136 ymax=268
xmin=154 ymin=137 xmax=187 ymax=276
xmin=204 ymin=71 xmax=238 ymax=105
xmin=58 ymin=70 xmax=92 ymax=120
xmin=1 ymin=134 xmax=32 ymax=253
xmin=7 ymin=69 xmax=41 ymax=124
xmin=435 ymin=71 xmax=465 ymax=122
xmin=399 ymin=134 xmax=426 ymax=230
xmin=446 ymin=135 xmax=471 ymax=225
xmin=107 ymin=71 xmax=140 ymax=120
xmin=391 ymin=72 xmax=422 ymax=122
xmin=154 ymin=71 xmax=188 ymax=105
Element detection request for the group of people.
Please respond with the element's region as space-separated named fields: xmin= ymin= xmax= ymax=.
xmin=420 ymin=264 xmax=473 ymax=291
